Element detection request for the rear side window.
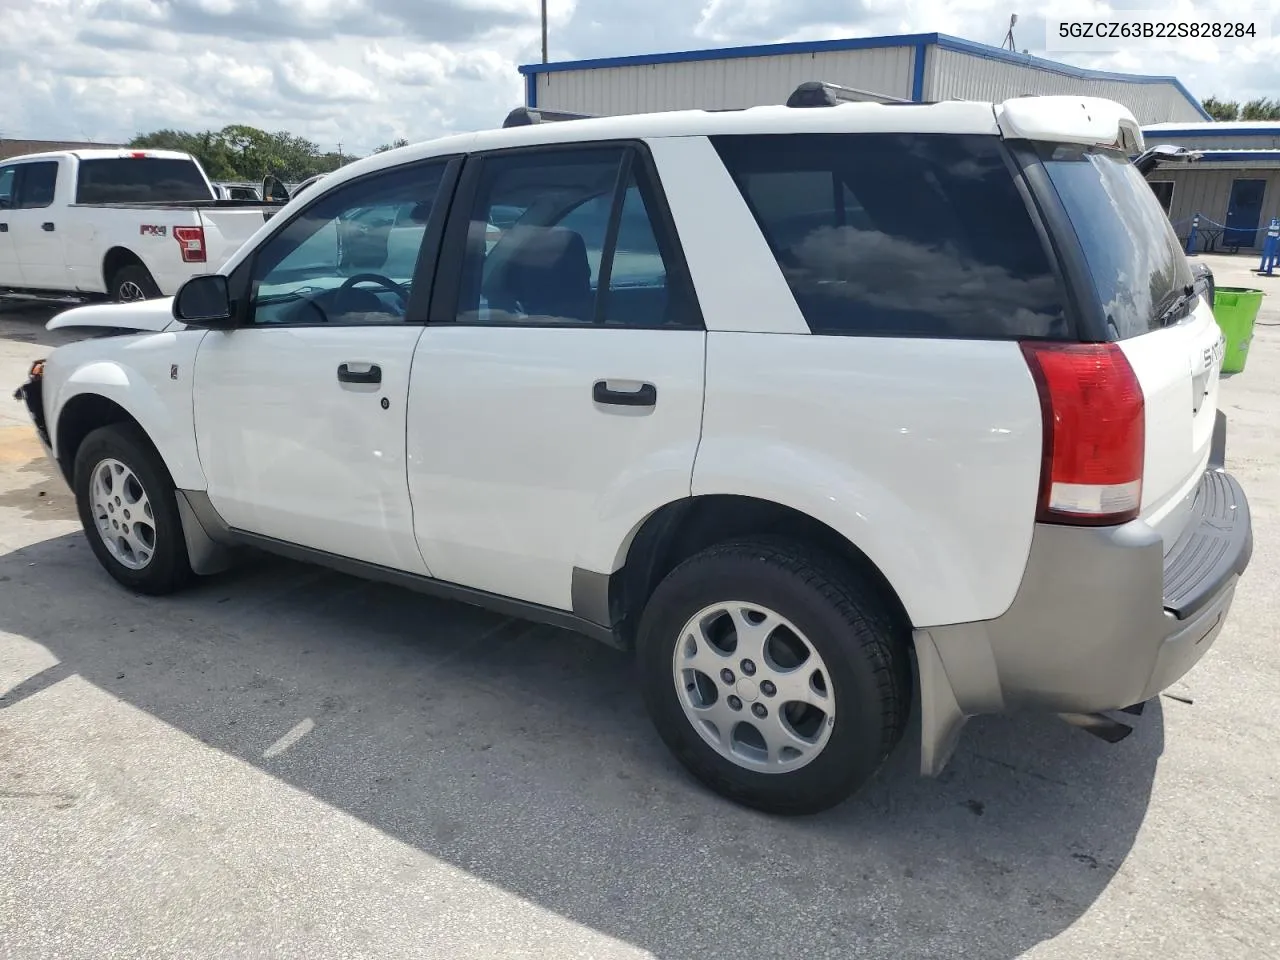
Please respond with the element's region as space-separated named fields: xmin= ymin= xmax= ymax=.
xmin=448 ymin=145 xmax=700 ymax=329
xmin=711 ymin=133 xmax=1066 ymax=339
xmin=76 ymin=158 xmax=212 ymax=204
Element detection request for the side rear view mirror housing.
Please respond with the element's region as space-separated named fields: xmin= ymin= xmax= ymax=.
xmin=173 ymin=274 xmax=235 ymax=328
xmin=262 ymin=174 xmax=290 ymax=204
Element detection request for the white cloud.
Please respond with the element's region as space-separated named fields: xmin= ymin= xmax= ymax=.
xmin=0 ymin=0 xmax=1277 ymax=157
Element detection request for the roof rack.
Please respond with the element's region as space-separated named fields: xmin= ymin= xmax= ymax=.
xmin=502 ymin=106 xmax=595 ymax=128
xmin=785 ymin=80 xmax=914 ymax=108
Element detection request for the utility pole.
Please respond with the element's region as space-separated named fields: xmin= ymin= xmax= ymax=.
xmin=541 ymin=0 xmax=548 ymax=63
xmin=1002 ymin=14 xmax=1018 ymax=52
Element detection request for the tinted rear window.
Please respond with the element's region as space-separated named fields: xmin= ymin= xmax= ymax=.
xmin=76 ymin=158 xmax=212 ymax=204
xmin=1036 ymin=144 xmax=1193 ymax=340
xmin=711 ymin=133 xmax=1066 ymax=339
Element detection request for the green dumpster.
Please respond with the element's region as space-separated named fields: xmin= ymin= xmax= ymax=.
xmin=1211 ymin=287 xmax=1264 ymax=374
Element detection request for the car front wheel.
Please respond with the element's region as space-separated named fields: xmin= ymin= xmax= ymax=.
xmin=636 ymin=537 xmax=911 ymax=815
xmin=73 ymin=423 xmax=192 ymax=594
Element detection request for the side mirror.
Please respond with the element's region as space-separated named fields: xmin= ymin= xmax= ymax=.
xmin=262 ymin=174 xmax=290 ymax=204
xmin=173 ymin=274 xmax=234 ymax=328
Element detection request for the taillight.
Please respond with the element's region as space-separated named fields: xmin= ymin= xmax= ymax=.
xmin=173 ymin=225 xmax=206 ymax=263
xmin=1020 ymin=341 xmax=1145 ymax=526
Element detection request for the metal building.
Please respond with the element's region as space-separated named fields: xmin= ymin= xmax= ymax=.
xmin=519 ymin=32 xmax=1210 ymax=126
xmin=1141 ymin=122 xmax=1280 ymax=251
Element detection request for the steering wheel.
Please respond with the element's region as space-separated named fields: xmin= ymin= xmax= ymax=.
xmin=339 ymin=273 xmax=408 ymax=304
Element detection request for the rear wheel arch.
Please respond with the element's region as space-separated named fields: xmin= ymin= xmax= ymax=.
xmin=612 ymin=495 xmax=912 ymax=650
xmin=102 ymin=248 xmax=159 ymax=301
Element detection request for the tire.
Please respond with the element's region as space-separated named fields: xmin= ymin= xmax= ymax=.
xmin=110 ymin=264 xmax=161 ymax=303
xmin=72 ymin=423 xmax=192 ymax=595
xmin=636 ymin=537 xmax=911 ymax=815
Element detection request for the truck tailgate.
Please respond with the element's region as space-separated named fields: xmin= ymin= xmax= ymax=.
xmin=200 ymin=208 xmax=271 ymax=270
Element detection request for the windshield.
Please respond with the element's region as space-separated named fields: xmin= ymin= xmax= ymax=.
xmin=1037 ymin=144 xmax=1193 ymax=340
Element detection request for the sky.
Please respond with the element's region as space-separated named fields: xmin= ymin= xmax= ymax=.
xmin=0 ymin=0 xmax=1276 ymax=156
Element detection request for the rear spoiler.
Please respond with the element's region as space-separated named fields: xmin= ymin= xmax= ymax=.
xmin=996 ymin=96 xmax=1145 ymax=155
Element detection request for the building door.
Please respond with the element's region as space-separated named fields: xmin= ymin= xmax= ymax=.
xmin=1225 ymin=179 xmax=1266 ymax=248
xmin=1148 ymin=180 xmax=1174 ymax=215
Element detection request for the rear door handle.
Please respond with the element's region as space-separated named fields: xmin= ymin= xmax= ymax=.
xmin=41 ymin=222 xmax=54 ymax=232
xmin=337 ymin=362 xmax=381 ymax=384
xmin=593 ymin=380 xmax=657 ymax=407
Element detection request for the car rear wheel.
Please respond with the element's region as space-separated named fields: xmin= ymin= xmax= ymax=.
xmin=110 ymin=264 xmax=161 ymax=303
xmin=636 ymin=537 xmax=911 ymax=815
xmin=73 ymin=423 xmax=192 ymax=594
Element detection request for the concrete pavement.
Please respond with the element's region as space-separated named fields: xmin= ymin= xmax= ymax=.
xmin=0 ymin=264 xmax=1277 ymax=959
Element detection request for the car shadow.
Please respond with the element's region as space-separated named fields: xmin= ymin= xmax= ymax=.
xmin=0 ymin=302 xmax=82 ymax=350
xmin=0 ymin=529 xmax=1163 ymax=959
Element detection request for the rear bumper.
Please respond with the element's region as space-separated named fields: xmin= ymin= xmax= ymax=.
xmin=914 ymin=464 xmax=1252 ymax=775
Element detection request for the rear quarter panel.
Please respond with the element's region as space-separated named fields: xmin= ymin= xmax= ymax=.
xmin=693 ymin=333 xmax=1045 ymax=627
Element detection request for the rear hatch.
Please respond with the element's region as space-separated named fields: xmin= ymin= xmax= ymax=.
xmin=1035 ymin=143 xmax=1223 ymax=549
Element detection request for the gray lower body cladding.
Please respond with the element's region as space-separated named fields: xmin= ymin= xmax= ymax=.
xmin=915 ymin=466 xmax=1252 ymax=775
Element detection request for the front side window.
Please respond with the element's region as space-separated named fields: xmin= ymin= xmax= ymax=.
xmin=452 ymin=146 xmax=698 ymax=328
xmin=1038 ymin=144 xmax=1193 ymax=340
xmin=248 ymin=161 xmax=446 ymax=326
xmin=15 ymin=162 xmax=58 ymax=209
xmin=712 ymin=133 xmax=1067 ymax=339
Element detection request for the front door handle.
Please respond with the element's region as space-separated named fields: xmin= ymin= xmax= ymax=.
xmin=338 ymin=362 xmax=381 ymax=384
xmin=41 ymin=222 xmax=54 ymax=232
xmin=593 ymin=380 xmax=657 ymax=407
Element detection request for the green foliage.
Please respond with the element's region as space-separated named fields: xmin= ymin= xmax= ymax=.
xmin=373 ymin=138 xmax=410 ymax=154
xmin=1240 ymin=98 xmax=1280 ymax=121
xmin=129 ymin=124 xmax=359 ymax=181
xmin=1200 ymin=97 xmax=1280 ymax=122
xmin=1201 ymin=97 xmax=1241 ymax=122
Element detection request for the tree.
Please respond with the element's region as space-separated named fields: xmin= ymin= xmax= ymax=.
xmin=1240 ymin=98 xmax=1280 ymax=121
xmin=1201 ymin=97 xmax=1241 ymax=121
xmin=374 ymin=138 xmax=410 ymax=154
xmin=129 ymin=124 xmax=360 ymax=181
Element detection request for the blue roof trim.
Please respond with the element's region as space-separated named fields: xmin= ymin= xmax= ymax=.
xmin=1195 ymin=151 xmax=1280 ymax=162
xmin=518 ymin=31 xmax=1210 ymax=121
xmin=910 ymin=43 xmax=927 ymax=102
xmin=1143 ymin=126 xmax=1280 ymax=138
xmin=518 ymin=33 xmax=941 ymax=75
xmin=930 ymin=36 xmax=1211 ymax=120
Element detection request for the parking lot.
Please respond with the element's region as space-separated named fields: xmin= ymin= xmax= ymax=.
xmin=1 ymin=255 xmax=1277 ymax=959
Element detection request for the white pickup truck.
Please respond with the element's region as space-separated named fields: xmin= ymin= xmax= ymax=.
xmin=14 ymin=91 xmax=1253 ymax=814
xmin=0 ymin=149 xmax=275 ymax=304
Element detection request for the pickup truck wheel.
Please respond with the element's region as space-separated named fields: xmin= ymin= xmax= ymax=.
xmin=110 ymin=264 xmax=160 ymax=303
xmin=636 ymin=537 xmax=910 ymax=815
xmin=72 ymin=424 xmax=192 ymax=594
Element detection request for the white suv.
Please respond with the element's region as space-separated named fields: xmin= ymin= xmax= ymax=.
xmin=15 ymin=91 xmax=1253 ymax=814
